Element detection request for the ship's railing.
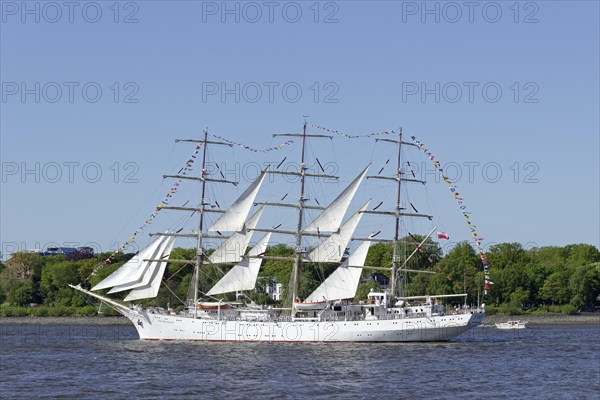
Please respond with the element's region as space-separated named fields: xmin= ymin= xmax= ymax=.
xmin=141 ymin=304 xmax=483 ymax=322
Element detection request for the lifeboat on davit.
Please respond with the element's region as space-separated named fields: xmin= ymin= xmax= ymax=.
xmin=198 ymin=302 xmax=230 ymax=310
xmin=293 ymin=301 xmax=328 ymax=311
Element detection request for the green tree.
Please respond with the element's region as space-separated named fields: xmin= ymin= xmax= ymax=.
xmin=487 ymin=243 xmax=530 ymax=270
xmin=4 ymin=252 xmax=45 ymax=280
xmin=0 ymin=261 xmax=6 ymax=303
xmin=2 ymin=252 xmax=45 ymax=304
xmin=179 ymin=273 xmax=192 ymax=301
xmin=430 ymin=242 xmax=481 ymax=302
xmin=539 ymin=271 xmax=571 ymax=304
xmin=565 ymin=244 xmax=600 ymax=268
xmin=509 ymin=287 xmax=530 ymax=308
xmin=484 ymin=243 xmax=534 ymax=306
xmin=40 ymin=261 xmax=82 ymax=306
xmin=365 ymin=243 xmax=393 ymax=271
xmin=7 ymin=282 xmax=35 ymax=306
xmin=529 ymin=246 xmax=568 ymax=275
xmin=399 ymin=235 xmax=442 ymax=269
xmin=569 ymin=262 xmax=600 ymax=310
xmin=427 ymin=271 xmax=454 ymax=296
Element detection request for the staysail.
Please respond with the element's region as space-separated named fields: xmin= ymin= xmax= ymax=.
xmin=304 ymin=239 xmax=372 ymax=302
xmin=123 ymin=238 xmax=176 ymax=301
xmin=92 ymin=235 xmax=168 ymax=292
xmin=208 ymin=169 xmax=268 ymax=232
xmin=108 ymin=236 xmax=175 ymax=294
xmin=206 ymin=233 xmax=271 ymax=296
xmin=208 ymin=206 xmax=264 ymax=264
xmin=304 ymin=165 xmax=369 ymax=232
xmin=305 ymin=200 xmax=370 ymax=263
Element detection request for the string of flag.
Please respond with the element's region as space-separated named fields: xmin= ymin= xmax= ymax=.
xmin=312 ymin=124 xmax=395 ymax=138
xmin=212 ymin=134 xmax=294 ymax=152
xmin=411 ymin=135 xmax=492 ymax=295
xmin=86 ymin=144 xmax=203 ymax=281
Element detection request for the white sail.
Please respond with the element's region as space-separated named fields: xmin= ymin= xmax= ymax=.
xmin=123 ymin=238 xmax=176 ymax=301
xmin=206 ymin=233 xmax=271 ymax=296
xmin=305 ymin=200 xmax=370 ymax=263
xmin=208 ymin=206 xmax=264 ymax=264
xmin=92 ymin=236 xmax=167 ymax=291
xmin=208 ymin=169 xmax=268 ymax=232
xmin=108 ymin=236 xmax=175 ymax=294
xmin=304 ymin=239 xmax=372 ymax=303
xmin=304 ymin=165 xmax=369 ymax=232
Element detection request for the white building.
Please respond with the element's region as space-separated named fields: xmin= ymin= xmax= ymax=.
xmin=265 ymin=279 xmax=283 ymax=301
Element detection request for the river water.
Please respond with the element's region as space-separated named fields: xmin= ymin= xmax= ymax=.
xmin=0 ymin=323 xmax=598 ymax=399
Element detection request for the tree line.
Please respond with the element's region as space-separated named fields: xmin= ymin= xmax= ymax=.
xmin=0 ymin=239 xmax=598 ymax=316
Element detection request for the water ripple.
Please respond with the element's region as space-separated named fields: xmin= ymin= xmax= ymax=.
xmin=1 ymin=324 xmax=598 ymax=399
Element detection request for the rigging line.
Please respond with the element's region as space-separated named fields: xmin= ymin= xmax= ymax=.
xmin=410 ymin=147 xmax=443 ymax=233
xmin=77 ymin=289 xmax=101 ymax=309
xmin=166 ymin=214 xmax=188 ymax=235
xmin=197 ymin=290 xmax=230 ymax=303
xmin=201 ymin=252 xmax=228 ymax=277
xmin=198 ymin=264 xmax=220 ymax=290
xmin=175 ymin=210 xmax=197 ymax=233
xmin=424 ymin=179 xmax=445 ymax=234
xmin=166 ymin=195 xmax=199 ymax=230
xmin=104 ymin=176 xmax=168 ymax=253
xmin=313 ymin=132 xmax=339 ymax=196
xmin=362 ymin=137 xmax=384 ymax=200
xmin=104 ymin=149 xmax=189 ymax=250
xmin=109 ymin=142 xmax=204 ymax=251
xmin=312 ymin=260 xmax=327 ymax=285
xmin=166 ymin=261 xmax=193 ymax=281
xmin=205 ymin=149 xmax=223 ymax=230
xmin=302 ymin=141 xmax=318 ymax=236
xmin=201 ymin=255 xmax=293 ymax=302
xmin=162 ymin=279 xmax=186 ymax=306
xmin=163 ymin=139 xmax=178 ymax=181
xmin=327 ymin=132 xmax=339 ymax=202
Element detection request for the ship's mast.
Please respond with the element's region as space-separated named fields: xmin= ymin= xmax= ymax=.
xmin=364 ymin=127 xmax=431 ymax=303
xmin=194 ymin=128 xmax=209 ymax=306
xmin=291 ymin=121 xmax=308 ymax=308
xmin=250 ymin=121 xmax=337 ymax=316
xmin=155 ymin=130 xmax=237 ymax=312
xmin=390 ymin=127 xmax=403 ymax=299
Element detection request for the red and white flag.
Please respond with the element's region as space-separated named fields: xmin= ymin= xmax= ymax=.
xmin=437 ymin=231 xmax=450 ymax=240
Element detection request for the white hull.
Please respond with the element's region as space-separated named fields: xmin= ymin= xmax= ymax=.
xmin=118 ymin=309 xmax=485 ymax=342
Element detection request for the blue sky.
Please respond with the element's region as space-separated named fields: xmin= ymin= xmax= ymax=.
xmin=1 ymin=1 xmax=599 ymax=259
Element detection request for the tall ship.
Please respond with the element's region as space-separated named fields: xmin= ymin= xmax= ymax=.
xmin=71 ymin=122 xmax=485 ymax=341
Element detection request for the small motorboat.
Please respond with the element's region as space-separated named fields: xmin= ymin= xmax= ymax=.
xmin=495 ymin=320 xmax=528 ymax=330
